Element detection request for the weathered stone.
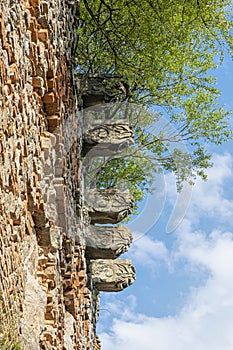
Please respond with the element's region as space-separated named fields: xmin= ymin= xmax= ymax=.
xmin=0 ymin=0 xmax=136 ymax=349
xmin=21 ymin=273 xmax=47 ymax=350
xmin=80 ymin=74 xmax=130 ymax=108
xmin=84 ymin=189 xmax=134 ymax=224
xmin=64 ymin=312 xmax=75 ymax=350
xmin=83 ymin=120 xmax=134 ymax=156
xmin=85 ymin=225 xmax=132 ymax=259
xmin=91 ymin=259 xmax=136 ymax=292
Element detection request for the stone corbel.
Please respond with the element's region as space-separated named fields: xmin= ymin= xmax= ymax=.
xmin=79 ymin=74 xmax=130 ymax=108
xmin=84 ymin=189 xmax=134 ymax=224
xmin=91 ymin=259 xmax=136 ymax=292
xmin=83 ymin=120 xmax=134 ymax=156
xmin=85 ymin=225 xmax=132 ymax=259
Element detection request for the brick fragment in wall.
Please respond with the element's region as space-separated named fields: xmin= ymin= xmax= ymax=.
xmin=0 ymin=0 xmax=101 ymax=349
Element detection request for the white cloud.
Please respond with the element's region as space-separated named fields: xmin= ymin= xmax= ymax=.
xmin=189 ymin=153 xmax=233 ymax=218
xmin=127 ymin=153 xmax=233 ymax=235
xmin=100 ymin=229 xmax=233 ymax=350
xmin=99 ymin=152 xmax=233 ymax=350
xmin=176 ymin=225 xmax=233 ymax=278
xmin=166 ymin=152 xmax=233 ymax=225
xmin=129 ymin=233 xmax=169 ymax=271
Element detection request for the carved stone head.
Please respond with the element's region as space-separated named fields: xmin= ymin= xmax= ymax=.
xmin=91 ymin=259 xmax=136 ymax=292
xmin=79 ymin=74 xmax=130 ymax=108
xmin=84 ymin=189 xmax=134 ymax=224
xmin=85 ymin=226 xmax=133 ymax=259
xmin=83 ymin=121 xmax=134 ymax=156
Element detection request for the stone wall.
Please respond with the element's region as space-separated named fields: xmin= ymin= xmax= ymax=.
xmin=0 ymin=0 xmax=101 ymax=349
xmin=0 ymin=1 xmax=135 ymax=349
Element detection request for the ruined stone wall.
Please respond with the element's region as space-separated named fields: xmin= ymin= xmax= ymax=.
xmin=0 ymin=1 xmax=136 ymax=350
xmin=0 ymin=1 xmax=102 ymax=349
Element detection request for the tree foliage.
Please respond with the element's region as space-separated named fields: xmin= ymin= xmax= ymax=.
xmin=77 ymin=0 xmax=233 ymax=208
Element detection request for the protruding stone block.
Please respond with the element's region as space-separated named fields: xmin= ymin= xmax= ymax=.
xmin=80 ymin=74 xmax=129 ymax=108
xmin=91 ymin=259 xmax=136 ymax=292
xmin=84 ymin=189 xmax=134 ymax=224
xmin=85 ymin=226 xmax=132 ymax=259
xmin=83 ymin=120 xmax=134 ymax=156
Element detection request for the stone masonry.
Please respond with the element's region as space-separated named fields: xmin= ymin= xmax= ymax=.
xmin=0 ymin=0 xmax=100 ymax=349
xmin=0 ymin=1 xmax=136 ymax=350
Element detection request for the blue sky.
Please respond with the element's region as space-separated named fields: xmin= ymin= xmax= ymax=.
xmin=96 ymin=53 xmax=233 ymax=349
